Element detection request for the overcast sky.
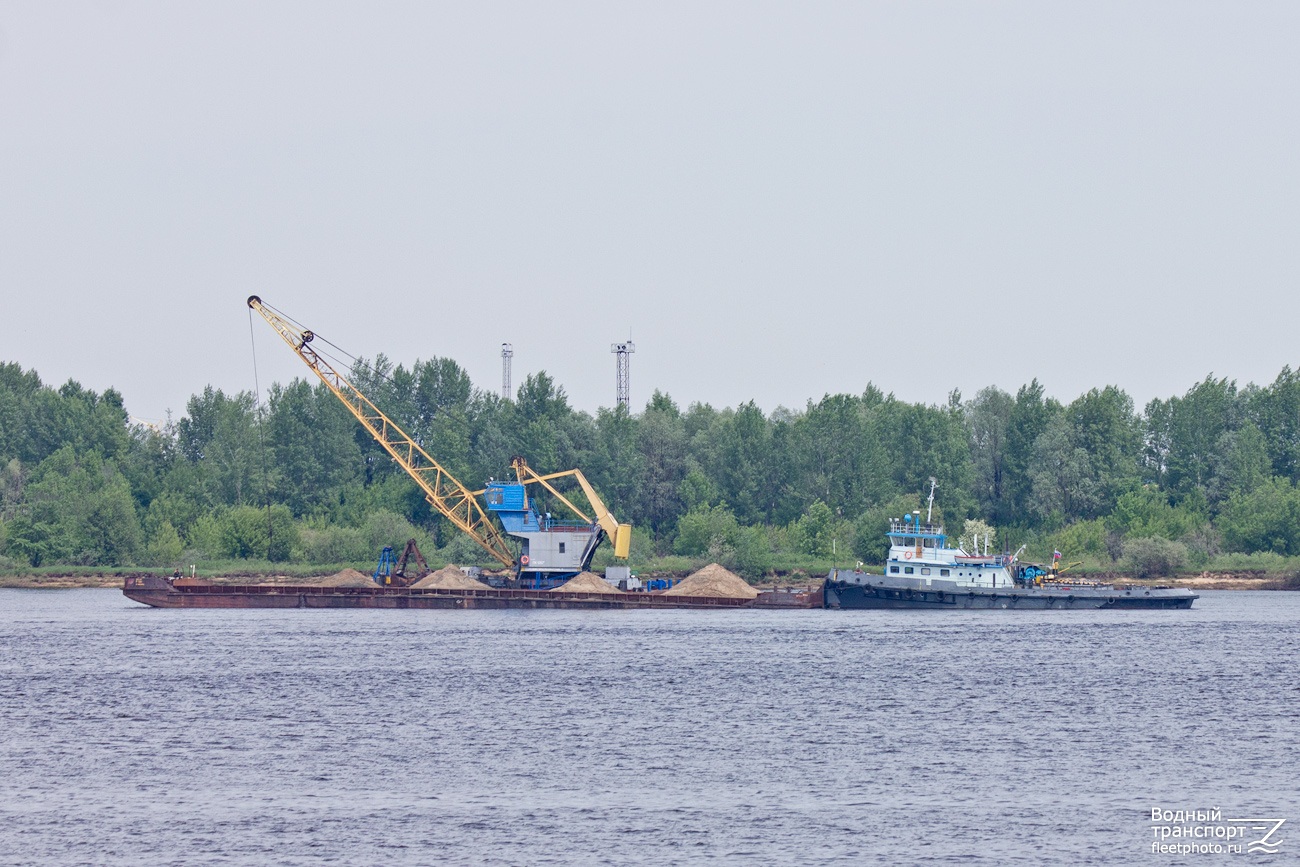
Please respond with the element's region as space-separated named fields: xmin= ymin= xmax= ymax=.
xmin=2 ymin=2 xmax=1297 ymax=425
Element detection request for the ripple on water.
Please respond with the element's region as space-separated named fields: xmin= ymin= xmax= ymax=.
xmin=0 ymin=589 xmax=1296 ymax=865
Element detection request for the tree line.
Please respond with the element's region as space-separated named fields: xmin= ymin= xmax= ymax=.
xmin=3 ymin=356 xmax=1300 ymax=576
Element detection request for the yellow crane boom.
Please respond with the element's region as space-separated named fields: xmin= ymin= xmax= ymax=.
xmin=247 ymin=295 xmax=516 ymax=568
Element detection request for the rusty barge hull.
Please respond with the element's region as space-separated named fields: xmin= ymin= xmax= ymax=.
xmin=122 ymin=575 xmax=823 ymax=610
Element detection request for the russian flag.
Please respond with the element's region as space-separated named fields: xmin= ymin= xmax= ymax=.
xmin=1053 ymin=550 xmax=1062 ymax=560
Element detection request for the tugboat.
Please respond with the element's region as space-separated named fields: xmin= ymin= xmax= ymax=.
xmin=823 ymin=483 xmax=1198 ymax=610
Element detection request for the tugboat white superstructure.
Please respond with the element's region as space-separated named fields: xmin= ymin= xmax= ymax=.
xmin=881 ymin=511 xmax=1015 ymax=590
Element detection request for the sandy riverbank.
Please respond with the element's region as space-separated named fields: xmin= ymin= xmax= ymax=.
xmin=0 ymin=573 xmax=335 ymax=590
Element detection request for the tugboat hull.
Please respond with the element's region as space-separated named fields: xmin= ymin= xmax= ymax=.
xmin=824 ymin=571 xmax=1197 ymax=610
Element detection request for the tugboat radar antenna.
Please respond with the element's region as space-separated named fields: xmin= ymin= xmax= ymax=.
xmin=926 ymin=477 xmax=938 ymax=523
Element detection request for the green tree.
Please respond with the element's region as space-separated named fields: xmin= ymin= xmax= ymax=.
xmin=217 ymin=504 xmax=297 ymax=561
xmin=678 ymin=467 xmax=717 ymax=513
xmin=1207 ymin=422 xmax=1270 ymax=505
xmin=514 ymin=371 xmax=567 ymax=423
xmin=410 ymin=357 xmax=473 ymax=426
xmin=588 ymin=404 xmax=641 ymax=519
xmin=793 ymin=394 xmax=864 ymax=516
xmin=636 ymin=394 xmax=689 ymax=537
xmin=1217 ymin=477 xmax=1300 ymax=554
xmin=0 ymin=459 xmax=24 ymax=522
xmin=406 ymin=357 xmax=476 ymax=482
xmin=0 ymin=363 xmax=44 ymax=463
xmin=468 ymin=395 xmax=522 ymax=488
xmin=793 ymin=500 xmax=838 ymax=557
xmin=0 ymin=365 xmax=131 ymax=467
xmin=143 ymin=487 xmax=205 ymax=545
xmin=1066 ymin=385 xmax=1141 ymax=514
xmin=1045 ymin=518 xmax=1111 ymax=561
xmin=966 ymin=386 xmax=1014 ymax=525
xmin=1028 ymin=414 xmax=1097 ymax=525
xmin=177 ymin=387 xmax=261 ymax=506
xmin=724 ymin=525 xmax=773 ymax=579
xmin=1122 ymin=536 xmax=1189 ymax=578
xmin=673 ymin=505 xmax=741 ymax=556
xmin=1142 ymin=396 xmax=1173 ymax=488
xmin=143 ymin=520 xmax=185 ymax=567
xmin=875 ymin=396 xmax=974 ymax=521
xmin=1003 ymin=380 xmax=1060 ymax=526
xmin=1162 ymin=376 xmax=1241 ymax=502
xmin=265 ymin=379 xmax=362 ymax=516
xmin=1105 ymin=488 xmax=1203 ymax=541
xmin=4 ymin=446 xmax=141 ymax=566
xmin=1247 ymin=366 xmax=1300 ymax=482
xmin=512 ymin=372 xmax=574 ymax=474
xmin=709 ymin=402 xmax=779 ymax=525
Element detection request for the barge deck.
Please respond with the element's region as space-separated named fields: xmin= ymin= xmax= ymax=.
xmin=122 ymin=575 xmax=824 ymax=610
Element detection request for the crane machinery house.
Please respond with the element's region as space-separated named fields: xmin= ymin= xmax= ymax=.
xmin=484 ymin=480 xmax=604 ymax=582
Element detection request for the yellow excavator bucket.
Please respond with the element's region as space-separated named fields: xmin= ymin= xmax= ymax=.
xmin=614 ymin=524 xmax=632 ymax=559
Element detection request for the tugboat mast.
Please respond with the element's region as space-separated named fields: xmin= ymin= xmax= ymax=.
xmin=926 ymin=477 xmax=938 ymax=523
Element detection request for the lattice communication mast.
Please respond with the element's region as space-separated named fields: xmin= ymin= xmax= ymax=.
xmin=501 ymin=343 xmax=513 ymax=400
xmin=611 ymin=340 xmax=635 ymax=409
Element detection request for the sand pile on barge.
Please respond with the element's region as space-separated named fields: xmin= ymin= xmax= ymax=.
xmin=413 ymin=565 xmax=491 ymax=590
xmin=550 ymin=572 xmax=623 ymax=594
xmin=320 ymin=568 xmax=376 ymax=588
xmin=664 ymin=563 xmax=758 ymax=599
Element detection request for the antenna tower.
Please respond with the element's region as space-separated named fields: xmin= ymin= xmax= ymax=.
xmin=611 ymin=340 xmax=635 ymax=409
xmin=501 ymin=344 xmax=513 ymax=400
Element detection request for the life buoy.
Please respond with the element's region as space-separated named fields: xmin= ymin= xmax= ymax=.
xmin=904 ymin=552 xmax=913 ymax=560
xmin=520 ymin=555 xmax=530 ymax=566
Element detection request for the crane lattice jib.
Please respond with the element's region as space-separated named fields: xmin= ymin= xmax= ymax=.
xmin=247 ymin=296 xmax=516 ymax=568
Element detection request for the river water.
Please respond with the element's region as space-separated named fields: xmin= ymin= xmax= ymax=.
xmin=0 ymin=589 xmax=1295 ymax=865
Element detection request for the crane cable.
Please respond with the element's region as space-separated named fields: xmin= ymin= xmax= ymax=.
xmin=248 ymin=306 xmax=275 ymax=559
xmin=254 ymin=298 xmax=375 ymax=385
xmin=250 ymin=298 xmax=477 ymax=437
